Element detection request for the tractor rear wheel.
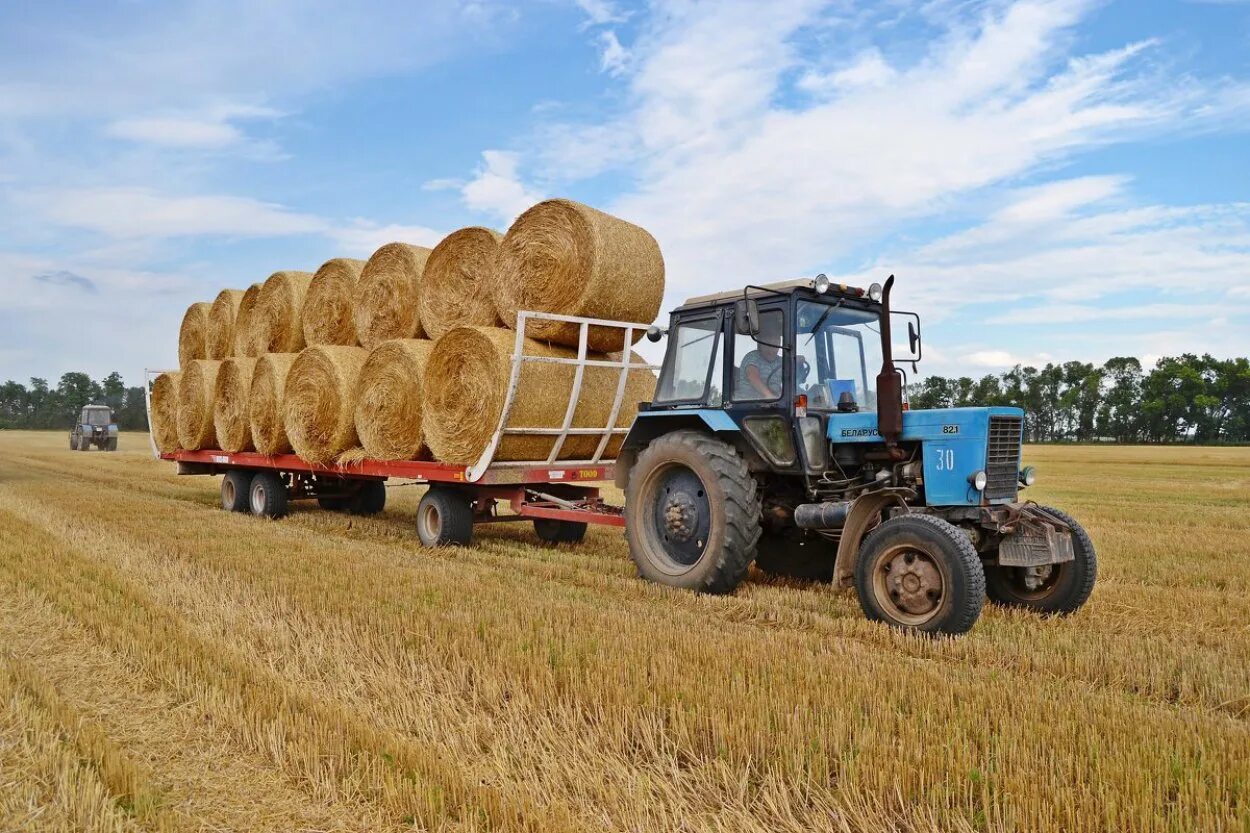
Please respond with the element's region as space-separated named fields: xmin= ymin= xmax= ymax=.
xmin=68 ymin=434 xmax=76 ymax=450
xmin=221 ymin=470 xmax=253 ymax=513
xmin=985 ymin=506 xmax=1096 ymax=615
xmin=106 ymin=437 xmax=118 ymax=452
xmin=533 ymin=518 xmax=588 ymax=544
xmin=855 ymin=514 xmax=985 ymax=635
xmin=77 ymin=435 xmax=90 ymax=451
xmin=625 ymin=431 xmax=761 ymax=594
xmin=416 ymin=487 xmax=473 ymax=547
xmin=249 ymin=471 xmax=289 ymax=519
xmin=754 ymin=529 xmax=834 ymax=582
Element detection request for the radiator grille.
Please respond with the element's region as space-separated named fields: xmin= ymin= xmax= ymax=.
xmin=985 ymin=416 xmax=1022 ymax=501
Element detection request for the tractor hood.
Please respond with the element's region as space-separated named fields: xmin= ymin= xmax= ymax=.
xmin=827 ymin=406 xmax=1026 ymax=506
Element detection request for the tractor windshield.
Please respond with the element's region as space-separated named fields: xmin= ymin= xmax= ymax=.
xmin=795 ymin=300 xmax=883 ymax=412
xmin=84 ymin=409 xmax=111 ymax=426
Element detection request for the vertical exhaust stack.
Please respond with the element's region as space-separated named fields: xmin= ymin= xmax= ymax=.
xmin=876 ymin=275 xmax=904 ymax=449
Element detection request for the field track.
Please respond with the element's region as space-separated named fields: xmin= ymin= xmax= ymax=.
xmin=1 ymin=431 xmax=1248 ymax=832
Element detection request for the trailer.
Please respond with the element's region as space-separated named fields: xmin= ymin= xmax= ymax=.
xmin=148 ymin=312 xmax=655 ymax=548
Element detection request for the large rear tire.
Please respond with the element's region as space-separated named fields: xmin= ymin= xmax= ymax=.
xmin=855 ymin=513 xmax=985 ymax=635
xmin=77 ymin=435 xmax=90 ymax=451
xmin=106 ymin=437 xmax=118 ymax=452
xmin=416 ymin=487 xmax=473 ymax=547
xmin=985 ymin=506 xmax=1096 ymax=615
xmin=249 ymin=471 xmax=289 ymax=519
xmin=624 ymin=431 xmax=761 ymax=594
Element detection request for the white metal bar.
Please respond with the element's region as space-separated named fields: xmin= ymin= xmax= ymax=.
xmin=516 ymin=355 xmax=634 ymax=369
xmin=503 ymin=427 xmax=631 ymax=436
xmin=592 ymin=326 xmax=637 ymax=462
xmin=545 ymin=320 xmax=590 ymax=464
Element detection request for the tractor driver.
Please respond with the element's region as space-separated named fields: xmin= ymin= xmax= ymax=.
xmin=738 ymin=316 xmax=784 ymax=400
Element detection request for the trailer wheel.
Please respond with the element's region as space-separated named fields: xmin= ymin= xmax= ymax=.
xmin=317 ymin=496 xmax=350 ymax=511
xmin=348 ymin=480 xmax=387 ymax=516
xmin=625 ymin=430 xmax=761 ymax=594
xmin=249 ymin=471 xmax=289 ymax=519
xmin=533 ymin=518 xmax=588 ymax=544
xmin=416 ymin=487 xmax=473 ymax=547
xmin=221 ymin=470 xmax=253 ymax=513
xmin=985 ymin=506 xmax=1097 ymax=615
xmin=855 ymin=514 xmax=985 ymax=636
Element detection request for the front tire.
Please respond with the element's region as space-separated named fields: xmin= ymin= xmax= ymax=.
xmin=624 ymin=431 xmax=761 ymax=594
xmin=855 ymin=514 xmax=985 ymax=635
xmin=985 ymin=506 xmax=1096 ymax=614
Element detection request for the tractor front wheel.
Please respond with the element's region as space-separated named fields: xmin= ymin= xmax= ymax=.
xmin=625 ymin=431 xmax=761 ymax=594
xmin=855 ymin=514 xmax=986 ymax=635
xmin=985 ymin=506 xmax=1096 ymax=615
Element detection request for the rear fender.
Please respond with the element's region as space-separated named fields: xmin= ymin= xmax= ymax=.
xmin=615 ymin=410 xmax=740 ymax=488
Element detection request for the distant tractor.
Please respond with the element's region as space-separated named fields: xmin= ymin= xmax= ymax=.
xmin=70 ymin=405 xmax=118 ymax=451
xmin=617 ymin=275 xmax=1096 ymax=635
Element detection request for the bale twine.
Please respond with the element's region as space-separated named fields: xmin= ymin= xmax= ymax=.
xmin=249 ymin=353 xmax=298 ymax=455
xmin=495 ymin=199 xmax=665 ymax=351
xmin=353 ymin=243 xmax=432 ymax=348
xmin=150 ymin=371 xmax=182 ymax=453
xmin=212 ymin=357 xmax=257 ymax=453
xmin=245 ymin=270 xmax=314 ymax=355
xmin=418 ymin=227 xmax=502 ymax=340
xmin=177 ymin=302 xmax=213 ymax=367
xmin=176 ymin=360 xmax=222 ymax=451
xmin=207 ymin=289 xmax=246 ymax=359
xmin=354 ymin=339 xmax=434 ymax=461
xmin=283 ymin=345 xmax=369 ymax=464
xmin=232 ymin=283 xmax=263 ymax=356
xmin=423 ymin=326 xmax=655 ymax=465
xmin=303 ymin=257 xmax=366 ymax=346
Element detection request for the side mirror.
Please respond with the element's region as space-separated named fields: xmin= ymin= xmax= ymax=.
xmin=645 ymin=325 xmax=666 ymax=343
xmin=734 ymin=299 xmax=761 ymax=337
xmin=892 ymin=311 xmax=922 ymax=362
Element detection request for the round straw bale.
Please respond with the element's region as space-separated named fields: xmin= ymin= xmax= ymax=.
xmin=495 ymin=199 xmax=665 ymax=351
xmin=303 ymin=258 xmax=366 ymax=346
xmin=353 ymin=243 xmax=432 ymax=348
xmin=283 ymin=345 xmax=369 ymax=464
xmin=418 ymin=227 xmax=503 ymax=340
xmin=178 ymin=302 xmax=213 ymax=367
xmin=423 ymin=326 xmax=655 ymax=465
xmin=249 ymin=353 xmax=298 ymax=455
xmin=207 ymin=289 xmax=246 ymax=359
xmin=354 ymin=339 xmax=434 ymax=460
xmin=212 ymin=357 xmax=257 ymax=453
xmin=150 ymin=371 xmax=182 ymax=453
xmin=245 ymin=270 xmax=314 ymax=355
xmin=232 ymin=283 xmax=263 ymax=357
xmin=176 ymin=360 xmax=222 ymax=451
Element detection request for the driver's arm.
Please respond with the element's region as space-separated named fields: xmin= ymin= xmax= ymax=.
xmin=746 ymin=364 xmax=776 ymax=399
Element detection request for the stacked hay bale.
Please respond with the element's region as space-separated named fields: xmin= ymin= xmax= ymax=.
xmin=160 ymin=199 xmax=662 ymax=468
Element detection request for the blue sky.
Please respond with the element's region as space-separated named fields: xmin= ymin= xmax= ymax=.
xmin=1 ymin=0 xmax=1247 ymax=384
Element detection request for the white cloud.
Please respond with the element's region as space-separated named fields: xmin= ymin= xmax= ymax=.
xmin=460 ymin=151 xmax=543 ymax=225
xmin=599 ymin=31 xmax=630 ymax=76
xmin=19 ymin=187 xmax=326 ymax=240
xmin=574 ymin=0 xmax=628 ymax=27
xmin=105 ymin=103 xmax=283 ymax=150
xmin=798 ymin=49 xmax=898 ymax=95
xmin=328 ymin=221 xmax=444 ymax=256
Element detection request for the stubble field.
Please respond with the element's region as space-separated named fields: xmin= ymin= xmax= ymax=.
xmin=0 ymin=430 xmax=1247 ymax=832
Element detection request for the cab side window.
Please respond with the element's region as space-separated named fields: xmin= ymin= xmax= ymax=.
xmin=733 ymin=310 xmax=784 ymax=402
xmin=655 ymin=317 xmax=724 ymax=404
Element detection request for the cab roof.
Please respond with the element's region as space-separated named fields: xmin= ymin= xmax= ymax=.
xmin=677 ymin=278 xmax=875 ymax=310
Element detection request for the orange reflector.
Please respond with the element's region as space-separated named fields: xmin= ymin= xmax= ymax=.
xmin=795 ymin=394 xmax=808 ymax=418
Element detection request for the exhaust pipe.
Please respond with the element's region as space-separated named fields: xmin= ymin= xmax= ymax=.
xmin=876 ymin=275 xmax=903 ymax=449
xmin=793 ymin=501 xmax=851 ymax=530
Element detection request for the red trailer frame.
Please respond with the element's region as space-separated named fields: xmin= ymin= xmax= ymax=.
xmin=149 ymin=311 xmax=654 ymax=546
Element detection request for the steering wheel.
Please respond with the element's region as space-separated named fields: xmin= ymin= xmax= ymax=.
xmin=764 ymin=357 xmax=810 ymax=393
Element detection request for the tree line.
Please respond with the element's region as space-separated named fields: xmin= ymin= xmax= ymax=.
xmin=909 ymin=354 xmax=1250 ymax=443
xmin=0 ymin=373 xmax=149 ymax=431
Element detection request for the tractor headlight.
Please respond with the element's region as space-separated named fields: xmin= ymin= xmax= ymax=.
xmin=814 ymin=273 xmax=831 ymax=294
xmin=1019 ymin=465 xmax=1036 ymax=487
xmin=868 ymin=282 xmax=883 ymax=302
xmin=969 ymin=470 xmax=988 ymax=491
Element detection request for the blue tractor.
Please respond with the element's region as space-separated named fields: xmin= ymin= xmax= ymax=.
xmin=70 ymin=404 xmax=119 ymax=452
xmin=617 ymin=276 xmax=1095 ymax=635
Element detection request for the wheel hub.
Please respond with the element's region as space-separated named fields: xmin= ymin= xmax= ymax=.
xmin=883 ymin=550 xmax=943 ymax=616
xmin=663 ymin=493 xmax=698 ymax=542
